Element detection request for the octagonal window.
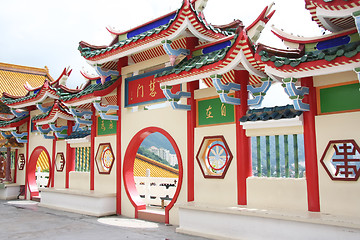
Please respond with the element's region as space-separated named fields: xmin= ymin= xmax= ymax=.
xmin=55 ymin=152 xmax=65 ymax=172
xmin=320 ymin=139 xmax=360 ymax=181
xmin=95 ymin=143 xmax=115 ymax=174
xmin=196 ymin=135 xmax=233 ymax=178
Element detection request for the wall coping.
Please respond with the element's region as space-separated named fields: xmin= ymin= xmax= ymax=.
xmin=40 ymin=187 xmax=115 ymax=198
xmin=176 ymin=202 xmax=360 ymax=230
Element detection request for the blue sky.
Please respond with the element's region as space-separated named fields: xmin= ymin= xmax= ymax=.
xmin=0 ymin=0 xmax=322 ymax=89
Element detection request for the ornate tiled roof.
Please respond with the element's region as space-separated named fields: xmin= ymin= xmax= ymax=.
xmin=258 ymin=41 xmax=360 ymax=68
xmin=1 ymin=82 xmax=58 ymax=106
xmin=305 ymin=0 xmax=359 ymax=32
xmin=239 ymin=105 xmax=303 ymax=122
xmin=59 ymin=76 xmax=119 ymax=103
xmin=32 ymin=100 xmax=72 ymax=123
xmin=0 ymin=115 xmax=28 ymax=128
xmin=155 ymin=46 xmax=229 ymax=77
xmin=65 ymin=129 xmax=91 ymax=139
xmin=134 ymin=153 xmax=178 ymax=178
xmin=0 ymin=62 xmax=53 ymax=98
xmin=78 ymin=0 xmax=233 ymax=64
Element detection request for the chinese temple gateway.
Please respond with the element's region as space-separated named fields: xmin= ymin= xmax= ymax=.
xmin=1 ymin=0 xmax=360 ymax=239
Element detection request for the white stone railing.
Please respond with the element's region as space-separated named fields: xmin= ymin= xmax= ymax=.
xmin=36 ymin=168 xmax=49 ymax=188
xmin=134 ymin=176 xmax=178 ymax=207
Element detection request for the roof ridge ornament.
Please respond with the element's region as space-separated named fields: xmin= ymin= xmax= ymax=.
xmin=246 ymin=2 xmax=276 ymax=43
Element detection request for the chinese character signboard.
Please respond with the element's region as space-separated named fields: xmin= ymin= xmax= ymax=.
xmin=125 ymin=67 xmax=181 ymax=107
xmin=197 ymin=96 xmax=235 ymax=126
xmin=320 ymin=139 xmax=360 ymax=181
xmin=97 ymin=117 xmax=117 ymax=136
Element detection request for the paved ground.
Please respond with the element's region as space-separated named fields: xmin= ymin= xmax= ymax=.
xmin=0 ymin=200 xmax=208 ymax=240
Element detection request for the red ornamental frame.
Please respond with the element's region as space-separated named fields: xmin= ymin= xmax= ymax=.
xmin=55 ymin=152 xmax=65 ymax=172
xmin=196 ymin=135 xmax=233 ymax=179
xmin=123 ymin=127 xmax=183 ymax=224
xmin=95 ymin=143 xmax=115 ymax=174
xmin=320 ymin=139 xmax=360 ymax=181
xmin=17 ymin=153 xmax=25 ymax=170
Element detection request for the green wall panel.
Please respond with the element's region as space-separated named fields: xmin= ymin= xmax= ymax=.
xmin=320 ymin=83 xmax=360 ymax=114
xmin=197 ymin=97 xmax=235 ymax=126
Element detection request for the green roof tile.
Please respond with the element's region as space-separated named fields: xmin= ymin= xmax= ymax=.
xmin=0 ymin=115 xmax=28 ymax=127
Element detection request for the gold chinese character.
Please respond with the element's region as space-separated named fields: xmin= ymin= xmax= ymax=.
xmin=149 ymin=79 xmax=157 ymax=97
xmin=221 ymin=104 xmax=226 ymax=116
xmin=206 ymin=105 xmax=213 ymax=119
xmin=101 ymin=119 xmax=106 ymax=131
xmin=109 ymin=120 xmax=113 ymax=129
xmin=137 ymin=84 xmax=144 ymax=98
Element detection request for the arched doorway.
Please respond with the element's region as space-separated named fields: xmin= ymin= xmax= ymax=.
xmin=123 ymin=127 xmax=183 ymax=224
xmin=27 ymin=146 xmax=51 ymax=200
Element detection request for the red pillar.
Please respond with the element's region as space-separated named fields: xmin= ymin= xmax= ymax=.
xmin=302 ymin=76 xmax=320 ymax=212
xmin=90 ymin=105 xmax=95 ymax=191
xmin=65 ymin=121 xmax=74 ymax=188
xmin=235 ymin=70 xmax=251 ymax=205
xmin=5 ymin=147 xmax=12 ymax=182
xmin=116 ymin=56 xmax=128 ymax=214
xmin=13 ymin=149 xmax=18 ymax=183
xmin=51 ymin=136 xmax=56 ymax=187
xmin=24 ymin=119 xmax=31 ymax=199
xmin=185 ymin=37 xmax=199 ymax=202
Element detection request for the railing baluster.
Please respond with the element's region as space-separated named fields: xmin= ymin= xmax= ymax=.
xmin=293 ymin=134 xmax=299 ymax=178
xmin=266 ymin=136 xmax=271 ymax=177
xmin=257 ymin=136 xmax=262 ymax=177
xmin=284 ymin=135 xmax=289 ymax=178
xmin=275 ymin=135 xmax=280 ymax=177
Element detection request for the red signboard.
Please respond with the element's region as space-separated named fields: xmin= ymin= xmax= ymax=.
xmin=125 ymin=69 xmax=181 ymax=107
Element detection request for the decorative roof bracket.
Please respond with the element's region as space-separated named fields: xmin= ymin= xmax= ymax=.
xmin=49 ymin=124 xmax=68 ymax=139
xmin=161 ymin=85 xmax=191 ymax=111
xmin=354 ymin=67 xmax=360 ymax=84
xmin=211 ymin=74 xmax=241 ymax=105
xmin=0 ymin=132 xmax=12 ymax=138
xmin=37 ymin=125 xmax=55 ymax=139
xmin=72 ymin=123 xmax=80 ymax=132
xmin=352 ymin=11 xmax=360 ymax=35
xmin=36 ymin=103 xmax=52 ymax=113
xmin=162 ymin=40 xmax=190 ymax=66
xmin=282 ymin=77 xmax=310 ymax=111
xmin=10 ymin=131 xmax=28 ymax=143
xmin=37 ymin=125 xmax=51 ymax=134
xmin=69 ymin=107 xmax=93 ymax=125
xmin=74 ymin=117 xmax=92 ymax=125
xmin=247 ymin=77 xmax=272 ymax=106
xmin=94 ymin=65 xmax=119 ymax=85
xmin=93 ymin=101 xmax=119 ymax=121
xmin=10 ymin=109 xmax=28 ymax=118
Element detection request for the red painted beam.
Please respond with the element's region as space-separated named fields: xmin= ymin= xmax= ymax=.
xmin=65 ymin=121 xmax=74 ymax=188
xmin=51 ymin=137 xmax=56 ymax=188
xmin=90 ymin=105 xmax=95 ymax=191
xmin=235 ymin=70 xmax=251 ymax=205
xmin=24 ymin=119 xmax=31 ymax=199
xmin=116 ymin=56 xmax=128 ymax=215
xmin=13 ymin=149 xmax=18 ymax=184
xmin=302 ymin=76 xmax=320 ymax=212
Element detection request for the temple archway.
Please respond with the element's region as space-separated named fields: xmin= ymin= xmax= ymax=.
xmin=27 ymin=146 xmax=51 ymax=200
xmin=123 ymin=127 xmax=183 ymax=224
